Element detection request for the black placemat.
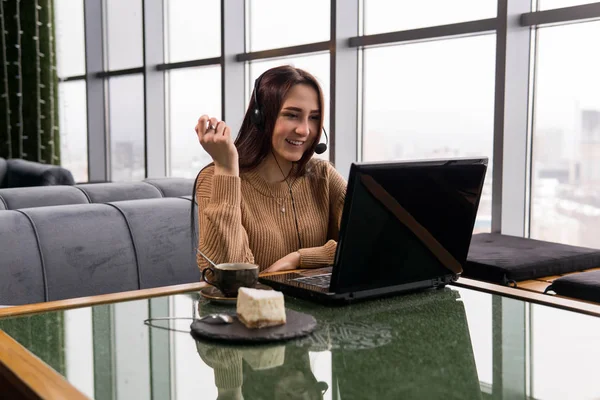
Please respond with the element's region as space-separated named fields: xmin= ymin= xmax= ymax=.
xmin=190 ymin=309 xmax=317 ymax=343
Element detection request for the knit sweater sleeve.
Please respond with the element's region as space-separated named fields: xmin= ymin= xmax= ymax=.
xmin=298 ymin=162 xmax=347 ymax=268
xmin=196 ymin=166 xmax=255 ymax=271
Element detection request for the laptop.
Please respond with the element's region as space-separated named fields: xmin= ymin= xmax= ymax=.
xmin=259 ymin=157 xmax=488 ymax=304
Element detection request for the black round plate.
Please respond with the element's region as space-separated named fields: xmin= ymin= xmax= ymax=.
xmin=190 ymin=309 xmax=317 ymax=343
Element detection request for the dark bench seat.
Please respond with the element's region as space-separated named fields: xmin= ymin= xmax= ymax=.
xmin=465 ymin=233 xmax=600 ymax=286
xmin=546 ymin=271 xmax=600 ymax=304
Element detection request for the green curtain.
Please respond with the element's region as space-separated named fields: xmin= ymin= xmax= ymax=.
xmin=0 ymin=0 xmax=60 ymax=164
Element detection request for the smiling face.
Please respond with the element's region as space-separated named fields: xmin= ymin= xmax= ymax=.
xmin=271 ymin=84 xmax=321 ymax=163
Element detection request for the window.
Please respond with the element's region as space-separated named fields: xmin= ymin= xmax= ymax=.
xmin=247 ymin=0 xmax=330 ymax=51
xmin=165 ymin=0 xmax=221 ymax=62
xmin=54 ymin=0 xmax=86 ymax=78
xmin=456 ymin=288 xmax=492 ymax=386
xmin=172 ymin=295 xmax=218 ymax=399
xmin=55 ymin=0 xmax=87 ymax=182
xmin=530 ymin=21 xmax=600 ymax=247
xmin=249 ymin=54 xmax=330 ymax=160
xmin=105 ymin=0 xmax=144 ymax=70
xmin=58 ymin=81 xmax=88 ymax=183
xmin=108 ymin=75 xmax=145 ymax=182
xmin=538 ymin=0 xmax=597 ymax=10
xmin=167 ymin=66 xmax=221 ymax=178
xmin=363 ymin=0 xmax=497 ymax=35
xmin=531 ymin=304 xmax=600 ymax=399
xmin=362 ymin=35 xmax=496 ymax=232
xmin=64 ymin=308 xmax=94 ymax=398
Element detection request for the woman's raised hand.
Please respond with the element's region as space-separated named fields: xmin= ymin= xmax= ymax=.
xmin=195 ymin=115 xmax=239 ymax=176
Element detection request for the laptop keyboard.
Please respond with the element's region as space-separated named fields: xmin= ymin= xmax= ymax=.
xmin=291 ymin=273 xmax=332 ymax=288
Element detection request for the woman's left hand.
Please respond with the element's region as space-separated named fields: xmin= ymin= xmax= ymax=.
xmin=261 ymin=252 xmax=301 ymax=274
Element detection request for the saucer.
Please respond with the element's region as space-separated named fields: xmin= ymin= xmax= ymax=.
xmin=200 ymin=283 xmax=272 ymax=305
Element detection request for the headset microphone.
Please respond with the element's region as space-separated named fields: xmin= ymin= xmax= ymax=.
xmin=314 ymin=127 xmax=328 ymax=154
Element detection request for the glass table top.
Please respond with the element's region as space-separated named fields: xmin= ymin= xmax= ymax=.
xmin=1 ymin=285 xmax=599 ymax=400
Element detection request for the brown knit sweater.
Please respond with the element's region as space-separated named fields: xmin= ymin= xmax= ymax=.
xmin=196 ymin=158 xmax=347 ymax=272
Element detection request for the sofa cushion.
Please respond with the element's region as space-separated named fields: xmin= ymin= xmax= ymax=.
xmin=144 ymin=177 xmax=194 ymax=197
xmin=465 ymin=233 xmax=600 ymax=285
xmin=6 ymin=159 xmax=75 ymax=187
xmin=548 ymin=271 xmax=600 ymax=303
xmin=76 ymin=182 xmax=162 ymax=203
xmin=108 ymin=197 xmax=199 ymax=288
xmin=21 ymin=204 xmax=140 ymax=301
xmin=0 ymin=211 xmax=46 ymax=305
xmin=0 ymin=157 xmax=7 ymax=187
xmin=0 ymin=186 xmax=89 ymax=210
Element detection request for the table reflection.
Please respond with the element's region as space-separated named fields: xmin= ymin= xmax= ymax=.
xmin=191 ymin=288 xmax=481 ymax=400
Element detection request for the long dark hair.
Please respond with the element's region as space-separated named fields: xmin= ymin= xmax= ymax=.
xmin=191 ymin=65 xmax=326 ymax=260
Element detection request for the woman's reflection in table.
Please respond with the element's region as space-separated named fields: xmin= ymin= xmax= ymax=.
xmin=196 ymin=340 xmax=328 ymax=400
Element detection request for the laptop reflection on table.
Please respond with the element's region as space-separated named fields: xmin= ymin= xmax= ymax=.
xmin=260 ymin=158 xmax=488 ymax=305
xmin=326 ymin=289 xmax=482 ymax=399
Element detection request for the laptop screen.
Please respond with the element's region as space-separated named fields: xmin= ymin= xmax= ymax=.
xmin=331 ymin=158 xmax=487 ymax=293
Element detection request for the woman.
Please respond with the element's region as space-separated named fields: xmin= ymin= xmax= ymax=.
xmin=194 ymin=65 xmax=346 ymax=274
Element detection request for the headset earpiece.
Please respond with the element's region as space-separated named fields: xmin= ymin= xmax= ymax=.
xmin=251 ymin=107 xmax=263 ymax=127
xmin=251 ymin=74 xmax=265 ymax=129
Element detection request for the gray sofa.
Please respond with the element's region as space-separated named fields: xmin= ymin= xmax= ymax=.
xmin=0 ymin=157 xmax=75 ymax=188
xmin=0 ymin=197 xmax=199 ymax=305
xmin=0 ymin=177 xmax=194 ymax=210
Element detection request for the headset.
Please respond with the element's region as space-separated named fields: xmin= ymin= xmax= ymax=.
xmin=251 ymin=73 xmax=328 ymax=155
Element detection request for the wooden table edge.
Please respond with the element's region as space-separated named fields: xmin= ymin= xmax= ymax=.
xmin=0 ymin=330 xmax=88 ymax=399
xmin=0 ymin=282 xmax=207 ymax=319
xmin=4 ymin=274 xmax=600 ymax=319
xmin=453 ymin=277 xmax=600 ymax=317
xmin=0 ymin=270 xmax=292 ymax=319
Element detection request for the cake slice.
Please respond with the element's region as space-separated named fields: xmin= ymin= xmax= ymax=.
xmin=236 ymin=287 xmax=286 ymax=329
